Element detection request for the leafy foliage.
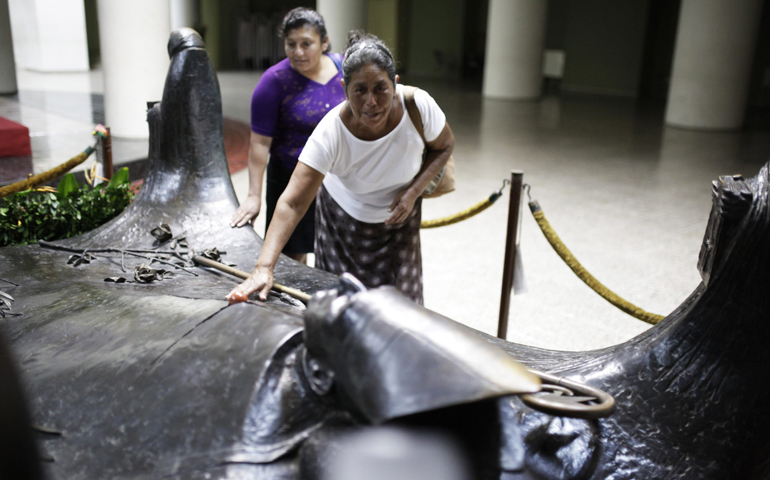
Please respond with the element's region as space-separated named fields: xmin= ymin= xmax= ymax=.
xmin=0 ymin=168 xmax=135 ymax=247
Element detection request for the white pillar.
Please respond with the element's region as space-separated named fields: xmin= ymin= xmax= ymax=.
xmin=170 ymin=0 xmax=197 ymax=31
xmin=0 ymin=0 xmax=17 ymax=94
xmin=7 ymin=0 xmax=89 ymax=72
xmin=317 ymin=0 xmax=367 ymax=55
xmin=482 ymin=0 xmax=547 ymax=100
xmin=97 ymin=0 xmax=170 ymax=139
xmin=665 ymin=0 xmax=763 ymax=130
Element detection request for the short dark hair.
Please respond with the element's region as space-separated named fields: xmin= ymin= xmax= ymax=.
xmin=343 ymin=31 xmax=396 ymax=88
xmin=279 ymin=7 xmax=330 ymax=53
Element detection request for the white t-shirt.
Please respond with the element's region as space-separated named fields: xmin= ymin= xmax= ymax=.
xmin=299 ymin=84 xmax=447 ymax=223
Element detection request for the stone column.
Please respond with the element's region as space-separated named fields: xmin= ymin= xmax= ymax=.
xmin=0 ymin=0 xmax=17 ymax=94
xmin=6 ymin=0 xmax=89 ymax=72
xmin=97 ymin=0 xmax=170 ymax=138
xmin=665 ymin=0 xmax=764 ymax=130
xmin=170 ymin=0 xmax=197 ymax=31
xmin=482 ymin=0 xmax=548 ymax=100
xmin=317 ymin=0 xmax=367 ymax=55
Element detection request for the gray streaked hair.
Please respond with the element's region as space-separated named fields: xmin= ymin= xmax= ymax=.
xmin=342 ymin=31 xmax=396 ymax=87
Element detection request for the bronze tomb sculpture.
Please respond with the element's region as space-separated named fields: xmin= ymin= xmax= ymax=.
xmin=1 ymin=29 xmax=769 ymax=480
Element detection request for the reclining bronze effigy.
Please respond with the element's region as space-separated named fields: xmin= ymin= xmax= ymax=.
xmin=1 ymin=30 xmax=768 ymax=480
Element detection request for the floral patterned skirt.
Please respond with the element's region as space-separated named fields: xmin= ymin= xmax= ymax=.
xmin=314 ymin=185 xmax=423 ymax=304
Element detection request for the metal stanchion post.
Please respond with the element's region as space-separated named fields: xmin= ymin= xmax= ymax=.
xmin=103 ymin=127 xmax=113 ymax=180
xmin=94 ymin=125 xmax=113 ymax=185
xmin=497 ymin=171 xmax=524 ymax=339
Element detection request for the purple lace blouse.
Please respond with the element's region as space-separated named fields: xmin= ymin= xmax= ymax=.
xmin=250 ymin=54 xmax=345 ymax=169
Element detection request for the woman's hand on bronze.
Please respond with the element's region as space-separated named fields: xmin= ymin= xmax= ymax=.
xmin=226 ymin=265 xmax=274 ymax=302
xmin=231 ymin=194 xmax=261 ymax=228
xmin=385 ymin=188 xmax=418 ymax=225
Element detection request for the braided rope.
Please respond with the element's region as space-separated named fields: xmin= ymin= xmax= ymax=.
xmin=0 ymin=146 xmax=95 ymax=199
xmin=529 ymin=201 xmax=665 ymax=325
xmin=421 ymin=192 xmax=502 ymax=229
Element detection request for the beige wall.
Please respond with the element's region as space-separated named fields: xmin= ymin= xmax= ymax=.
xmin=406 ymin=0 xmax=465 ymax=77
xmin=199 ymin=0 xmax=221 ymax=69
xmin=367 ymin=0 xmax=399 ymax=61
xmin=562 ymin=0 xmax=649 ymax=97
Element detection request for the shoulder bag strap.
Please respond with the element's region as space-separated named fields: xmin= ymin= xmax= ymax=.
xmin=402 ymin=85 xmax=449 ymax=197
xmin=402 ymin=85 xmax=426 ymax=145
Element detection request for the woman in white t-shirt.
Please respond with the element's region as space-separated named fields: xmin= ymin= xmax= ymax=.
xmin=227 ymin=31 xmax=454 ymax=305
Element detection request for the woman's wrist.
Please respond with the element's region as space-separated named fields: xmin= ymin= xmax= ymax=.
xmin=406 ymin=185 xmax=422 ymax=201
xmin=409 ymin=172 xmax=434 ymax=198
xmin=254 ymin=261 xmax=275 ymax=271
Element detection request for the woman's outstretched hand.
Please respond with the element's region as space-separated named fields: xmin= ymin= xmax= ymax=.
xmin=386 ymin=188 xmax=418 ymax=225
xmin=226 ymin=265 xmax=274 ymax=302
xmin=230 ymin=194 xmax=261 ymax=228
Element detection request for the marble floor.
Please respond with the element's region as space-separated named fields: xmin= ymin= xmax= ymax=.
xmin=4 ymin=68 xmax=770 ymax=351
xmin=0 ymin=69 xmax=148 ymax=183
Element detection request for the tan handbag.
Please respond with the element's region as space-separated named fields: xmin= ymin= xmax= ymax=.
xmin=402 ymin=86 xmax=456 ymax=198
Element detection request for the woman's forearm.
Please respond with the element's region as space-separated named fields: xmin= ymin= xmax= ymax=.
xmin=408 ymin=147 xmax=451 ymax=196
xmin=254 ymin=163 xmax=326 ymax=270
xmin=229 ymin=164 xmax=324 ymax=301
xmin=406 ymin=122 xmax=455 ymax=197
xmin=384 ymin=122 xmax=455 ymax=225
xmin=255 ymin=199 xmax=307 ymax=269
xmin=231 ymin=133 xmax=272 ymax=227
xmin=247 ymin=139 xmax=270 ymax=198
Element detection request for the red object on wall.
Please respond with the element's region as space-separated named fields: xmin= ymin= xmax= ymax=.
xmin=0 ymin=116 xmax=32 ymax=158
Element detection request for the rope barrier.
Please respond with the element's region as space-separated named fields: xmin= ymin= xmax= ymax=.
xmin=421 ymin=179 xmax=509 ymax=229
xmin=0 ymin=145 xmax=96 ymax=199
xmin=528 ymin=199 xmax=665 ymax=325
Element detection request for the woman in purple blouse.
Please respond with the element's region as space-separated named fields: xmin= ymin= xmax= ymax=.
xmin=230 ymin=8 xmax=345 ymax=264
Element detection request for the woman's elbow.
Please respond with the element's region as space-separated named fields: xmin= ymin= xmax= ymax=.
xmin=437 ymin=123 xmax=455 ymax=153
xmin=439 ymin=136 xmax=455 ymax=158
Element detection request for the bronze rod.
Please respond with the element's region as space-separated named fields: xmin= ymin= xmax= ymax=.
xmin=498 ymin=171 xmax=524 ymax=339
xmin=191 ymin=255 xmax=312 ymax=303
xmin=102 ymin=127 xmax=113 ymax=179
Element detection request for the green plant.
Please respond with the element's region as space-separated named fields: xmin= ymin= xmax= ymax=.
xmin=0 ymin=167 xmax=135 ymax=247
